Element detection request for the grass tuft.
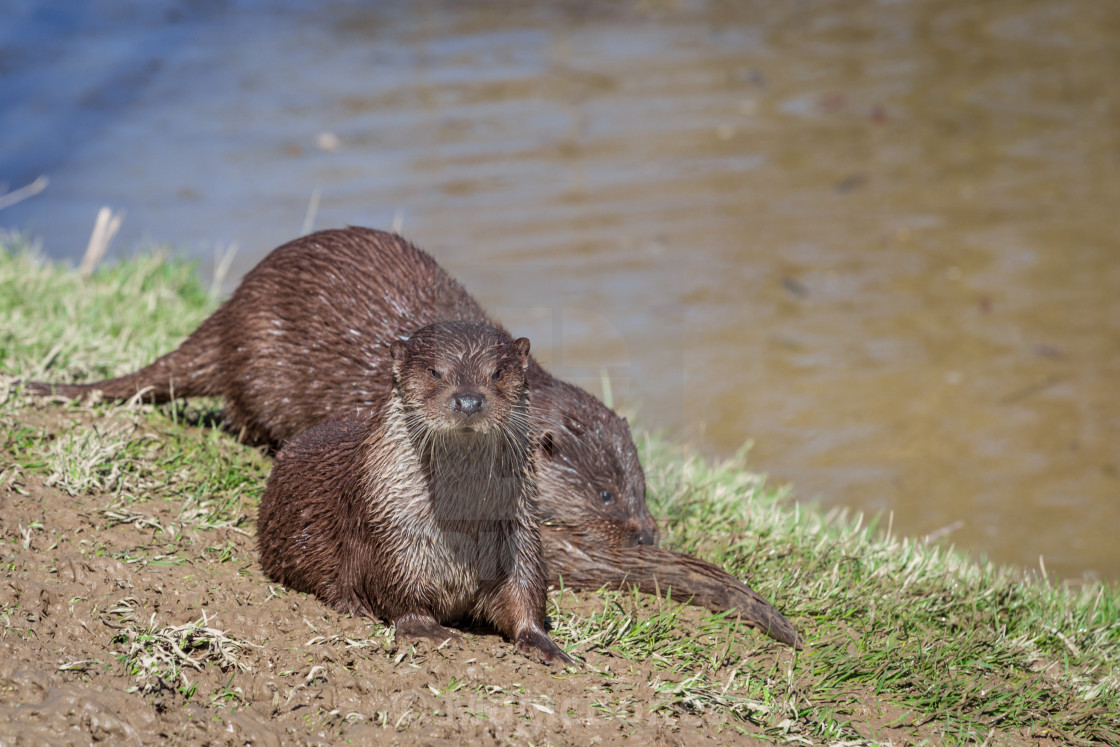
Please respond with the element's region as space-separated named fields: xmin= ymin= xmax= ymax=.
xmin=107 ymin=598 xmax=260 ymax=697
xmin=45 ymin=420 xmax=153 ymax=496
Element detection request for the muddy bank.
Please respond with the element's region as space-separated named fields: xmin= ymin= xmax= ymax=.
xmin=0 ymin=404 xmax=795 ymax=745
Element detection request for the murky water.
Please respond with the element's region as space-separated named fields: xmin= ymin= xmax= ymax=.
xmin=3 ymin=0 xmax=1118 ymax=580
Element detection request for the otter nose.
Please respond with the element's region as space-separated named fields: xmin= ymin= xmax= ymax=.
xmin=625 ymin=520 xmax=659 ymax=547
xmin=452 ymin=392 xmax=485 ymax=414
xmin=634 ymin=527 xmax=658 ymax=547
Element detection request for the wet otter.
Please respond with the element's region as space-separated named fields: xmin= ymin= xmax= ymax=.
xmin=541 ymin=525 xmax=802 ymax=648
xmin=24 ymin=229 xmax=802 ymax=648
xmin=26 ymin=227 xmax=656 ymax=548
xmin=257 ymin=321 xmax=572 ymax=665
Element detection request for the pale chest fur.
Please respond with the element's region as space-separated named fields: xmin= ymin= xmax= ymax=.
xmin=363 ymin=398 xmax=532 ymax=621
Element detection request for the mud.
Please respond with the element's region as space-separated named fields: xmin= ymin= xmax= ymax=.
xmin=0 ymin=405 xmax=785 ymax=745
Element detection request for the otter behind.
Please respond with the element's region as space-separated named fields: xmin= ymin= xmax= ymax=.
xmin=24 ymin=227 xmax=656 ymax=549
xmin=257 ymin=321 xmax=572 ymax=665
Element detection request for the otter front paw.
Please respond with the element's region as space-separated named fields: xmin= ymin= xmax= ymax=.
xmin=515 ymin=628 xmax=576 ymax=666
xmin=393 ymin=612 xmax=461 ymax=644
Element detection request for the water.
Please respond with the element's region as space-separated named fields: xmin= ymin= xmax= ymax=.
xmin=3 ymin=0 xmax=1118 ymax=580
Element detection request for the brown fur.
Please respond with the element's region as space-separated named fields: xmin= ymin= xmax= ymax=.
xmin=257 ymin=322 xmax=572 ymax=665
xmin=541 ymin=526 xmax=802 ymax=648
xmin=26 ymin=227 xmax=656 ymax=548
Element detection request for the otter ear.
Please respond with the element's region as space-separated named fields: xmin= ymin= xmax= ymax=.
xmin=512 ymin=337 xmax=531 ymax=364
xmin=389 ymin=339 xmax=408 ymax=365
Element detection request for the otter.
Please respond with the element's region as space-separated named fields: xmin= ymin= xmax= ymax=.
xmin=25 ymin=227 xmax=656 ymax=548
xmin=257 ymin=321 xmax=572 ymax=665
xmin=25 ymin=228 xmax=802 ymax=648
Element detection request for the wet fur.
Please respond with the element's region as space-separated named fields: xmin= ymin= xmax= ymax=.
xmin=257 ymin=322 xmax=572 ymax=664
xmin=26 ymin=227 xmax=656 ymax=547
xmin=541 ymin=525 xmax=802 ymax=648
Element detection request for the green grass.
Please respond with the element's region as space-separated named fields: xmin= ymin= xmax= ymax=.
xmin=633 ymin=442 xmax=1120 ymax=742
xmin=2 ymin=237 xmax=1118 ymax=744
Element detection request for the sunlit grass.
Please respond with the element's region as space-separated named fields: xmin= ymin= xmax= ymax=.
xmin=3 ymin=237 xmax=1118 ymax=744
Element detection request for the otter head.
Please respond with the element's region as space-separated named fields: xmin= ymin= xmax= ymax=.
xmin=529 ymin=371 xmax=658 ymax=548
xmin=390 ymin=321 xmax=531 ymax=436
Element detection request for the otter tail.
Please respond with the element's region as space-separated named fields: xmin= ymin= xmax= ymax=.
xmin=21 ymin=323 xmax=222 ymax=404
xmin=541 ymin=525 xmax=803 ymax=648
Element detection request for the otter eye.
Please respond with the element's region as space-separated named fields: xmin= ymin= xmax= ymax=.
xmin=492 ymin=368 xmax=503 ymax=381
xmin=599 ymin=490 xmax=613 ymax=505
xmin=429 ymin=368 xmax=441 ymax=380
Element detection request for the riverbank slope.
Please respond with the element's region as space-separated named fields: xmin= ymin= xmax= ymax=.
xmin=1 ymin=238 xmax=1116 ymax=744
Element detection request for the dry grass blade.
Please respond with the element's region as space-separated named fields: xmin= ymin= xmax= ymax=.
xmin=0 ymin=175 xmax=48 ymax=211
xmin=58 ymin=659 xmax=100 ymax=672
xmin=100 ymin=495 xmax=165 ymax=532
xmin=79 ymin=206 xmax=124 ymax=278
